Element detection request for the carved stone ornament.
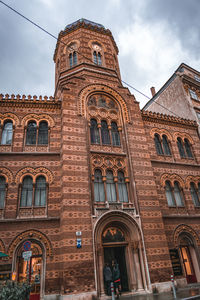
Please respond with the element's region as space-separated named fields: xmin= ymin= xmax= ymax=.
xmin=0 ymin=167 xmax=14 ymax=183
xmin=15 ymin=167 xmax=54 ymax=184
xmin=160 ymin=173 xmax=185 ymax=188
xmin=185 ymin=175 xmax=200 ymax=189
xmin=173 ymin=132 xmax=194 ymax=144
xmin=0 ymin=113 xmax=20 ymax=126
xmin=21 ymin=113 xmax=55 ymax=127
xmin=173 ymin=224 xmax=200 ymax=247
xmin=150 ymin=128 xmax=172 ymax=141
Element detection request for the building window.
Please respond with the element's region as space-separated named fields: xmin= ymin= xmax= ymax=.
xmin=106 ymin=170 xmax=117 ymax=202
xmin=177 ymin=137 xmax=193 ymax=159
xmin=20 ymin=176 xmax=33 ymax=207
xmin=94 ymin=169 xmax=105 ymax=202
xmin=0 ymin=176 xmax=6 ymax=209
xmin=165 ymin=180 xmax=184 ymax=207
xmin=69 ymin=51 xmax=77 ymax=68
xmin=117 ymin=171 xmax=128 ymax=202
xmin=90 ymin=119 xmax=100 ymax=144
xmin=34 ymin=176 xmax=46 ymax=206
xmin=1 ymin=121 xmax=13 ymax=145
xmin=26 ymin=121 xmax=37 ymax=145
xmin=93 ymin=51 xmax=102 ymax=65
xmin=111 ymin=122 xmax=120 ymax=146
xmin=38 ymin=121 xmax=48 ymax=145
xmin=20 ymin=175 xmax=47 ymax=207
xmin=189 ymin=89 xmax=198 ymax=100
xmin=154 ymin=133 xmax=171 ymax=156
xmin=190 ymin=182 xmax=200 ymax=207
xmin=101 ymin=121 xmax=111 ymax=145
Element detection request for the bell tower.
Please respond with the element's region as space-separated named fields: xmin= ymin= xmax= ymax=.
xmin=53 ymin=18 xmax=121 ymax=95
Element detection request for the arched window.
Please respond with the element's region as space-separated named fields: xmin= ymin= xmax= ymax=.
xmin=26 ymin=121 xmax=37 ymax=145
xmin=111 ymin=122 xmax=120 ymax=146
xmin=184 ymin=139 xmax=193 ymax=158
xmin=165 ymin=181 xmax=175 ymax=206
xmin=174 ymin=181 xmax=184 ymax=206
xmin=73 ymin=51 xmax=77 ymax=65
xmin=117 ymin=171 xmax=128 ymax=202
xmin=90 ymin=119 xmax=100 ymax=144
xmin=101 ymin=121 xmax=110 ymax=145
xmin=69 ymin=53 xmax=73 ymax=68
xmin=1 ymin=121 xmax=13 ymax=145
xmin=177 ymin=137 xmax=186 ymax=158
xmin=162 ymin=135 xmax=171 ymax=155
xmin=106 ymin=170 xmax=116 ymax=202
xmin=93 ymin=51 xmax=98 ymax=64
xmin=190 ymin=182 xmax=200 ymax=207
xmin=94 ymin=169 xmax=105 ymax=202
xmin=154 ymin=134 xmax=163 ymax=155
xmin=97 ymin=52 xmax=102 ymax=65
xmin=0 ymin=176 xmax=6 ymax=209
xmin=38 ymin=121 xmax=48 ymax=145
xmin=35 ymin=176 xmax=46 ymax=206
xmin=20 ymin=176 xmax=33 ymax=207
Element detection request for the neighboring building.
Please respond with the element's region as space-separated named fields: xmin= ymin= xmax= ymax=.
xmin=0 ymin=19 xmax=200 ymax=300
xmin=143 ymin=63 xmax=200 ymax=134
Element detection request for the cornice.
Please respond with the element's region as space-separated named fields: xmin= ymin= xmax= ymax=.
xmin=142 ymin=110 xmax=197 ymax=128
xmin=151 ymin=159 xmax=200 ymax=168
xmin=181 ymin=74 xmax=200 ymax=90
xmin=0 ymin=217 xmax=60 ymax=223
xmin=0 ymin=94 xmax=61 ymax=109
xmin=162 ymin=214 xmax=200 ymax=219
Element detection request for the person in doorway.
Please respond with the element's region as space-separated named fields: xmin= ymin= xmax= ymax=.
xmin=103 ymin=263 xmax=112 ymax=296
xmin=112 ymin=260 xmax=121 ymax=299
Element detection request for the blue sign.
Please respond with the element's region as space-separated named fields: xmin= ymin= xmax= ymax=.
xmin=23 ymin=241 xmax=31 ymax=251
xmin=77 ymin=238 xmax=82 ymax=248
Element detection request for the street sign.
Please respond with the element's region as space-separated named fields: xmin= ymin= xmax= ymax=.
xmin=23 ymin=241 xmax=31 ymax=251
xmin=22 ymin=251 xmax=32 ymax=261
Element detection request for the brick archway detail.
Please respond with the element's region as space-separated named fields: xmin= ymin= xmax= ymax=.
xmin=150 ymin=128 xmax=172 ymax=141
xmin=160 ymin=173 xmax=185 ymax=188
xmin=173 ymin=224 xmax=200 ymax=247
xmin=173 ymin=132 xmax=194 ymax=144
xmin=0 ymin=239 xmax=6 ymax=253
xmin=78 ymin=84 xmax=130 ymax=123
xmin=21 ymin=113 xmax=55 ymax=127
xmin=7 ymin=229 xmax=53 ymax=257
xmin=15 ymin=167 xmax=54 ymax=184
xmin=185 ymin=175 xmax=200 ymax=189
xmin=0 ymin=112 xmax=20 ymax=126
xmin=0 ymin=167 xmax=13 ymax=183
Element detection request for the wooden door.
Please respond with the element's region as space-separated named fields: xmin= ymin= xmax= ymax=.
xmin=180 ymin=246 xmax=197 ymax=284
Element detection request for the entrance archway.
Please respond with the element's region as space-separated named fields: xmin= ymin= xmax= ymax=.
xmin=179 ymin=234 xmax=200 ymax=284
xmin=14 ymin=241 xmax=45 ymax=300
xmin=94 ymin=211 xmax=149 ymax=297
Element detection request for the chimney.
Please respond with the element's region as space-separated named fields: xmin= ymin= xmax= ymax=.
xmin=150 ymin=87 xmax=156 ymax=97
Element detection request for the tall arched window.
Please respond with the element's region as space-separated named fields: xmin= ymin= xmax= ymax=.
xmin=101 ymin=121 xmax=110 ymax=145
xmin=94 ymin=169 xmax=105 ymax=202
xmin=35 ymin=176 xmax=46 ymax=206
xmin=1 ymin=121 xmax=13 ymax=145
xmin=26 ymin=121 xmax=37 ymax=145
xmin=184 ymin=139 xmax=193 ymax=158
xmin=0 ymin=176 xmax=6 ymax=209
xmin=165 ymin=181 xmax=175 ymax=206
xmin=154 ymin=134 xmax=163 ymax=155
xmin=20 ymin=176 xmax=33 ymax=207
xmin=38 ymin=121 xmax=48 ymax=145
xmin=111 ymin=122 xmax=120 ymax=146
xmin=190 ymin=182 xmax=200 ymax=207
xmin=106 ymin=170 xmax=116 ymax=202
xmin=117 ymin=171 xmax=128 ymax=202
xmin=93 ymin=51 xmax=98 ymax=64
xmin=90 ymin=119 xmax=100 ymax=144
xmin=174 ymin=181 xmax=184 ymax=206
xmin=73 ymin=51 xmax=77 ymax=65
xmin=177 ymin=137 xmax=186 ymax=158
xmin=97 ymin=52 xmax=102 ymax=65
xmin=162 ymin=135 xmax=171 ymax=155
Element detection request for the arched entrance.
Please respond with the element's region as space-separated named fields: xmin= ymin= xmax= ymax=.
xmin=14 ymin=240 xmax=45 ymax=300
xmin=178 ymin=233 xmax=200 ymax=284
xmin=94 ymin=212 xmax=149 ymax=297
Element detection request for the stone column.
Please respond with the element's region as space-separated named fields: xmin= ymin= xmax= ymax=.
xmin=132 ymin=241 xmax=143 ymax=291
xmin=97 ymin=245 xmax=105 ymax=296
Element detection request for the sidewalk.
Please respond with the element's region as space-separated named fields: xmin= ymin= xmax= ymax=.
xmin=114 ymin=284 xmax=200 ymax=300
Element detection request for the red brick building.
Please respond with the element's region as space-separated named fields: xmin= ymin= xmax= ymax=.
xmin=0 ymin=19 xmax=200 ymax=300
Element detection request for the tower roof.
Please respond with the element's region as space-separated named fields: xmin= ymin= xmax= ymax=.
xmin=53 ymin=19 xmax=119 ymax=61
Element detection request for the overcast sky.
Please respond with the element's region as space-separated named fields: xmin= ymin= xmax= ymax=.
xmin=0 ymin=0 xmax=200 ymax=108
